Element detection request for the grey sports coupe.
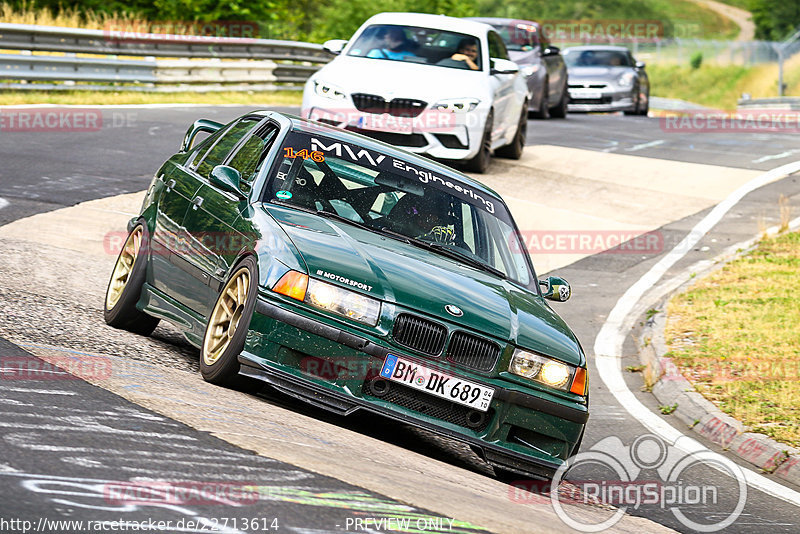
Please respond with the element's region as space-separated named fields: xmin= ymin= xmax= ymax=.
xmin=563 ymin=45 xmax=649 ymax=115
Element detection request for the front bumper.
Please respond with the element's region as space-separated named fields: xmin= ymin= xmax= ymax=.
xmin=303 ymin=102 xmax=484 ymax=161
xmin=568 ymin=87 xmax=636 ymax=112
xmin=241 ymin=296 xmax=588 ymax=479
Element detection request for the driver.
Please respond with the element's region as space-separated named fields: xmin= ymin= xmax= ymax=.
xmin=399 ymin=194 xmax=456 ymax=244
xmin=367 ymin=27 xmax=417 ymax=60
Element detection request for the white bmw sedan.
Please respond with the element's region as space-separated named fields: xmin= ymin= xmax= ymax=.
xmin=302 ymin=12 xmax=529 ymax=173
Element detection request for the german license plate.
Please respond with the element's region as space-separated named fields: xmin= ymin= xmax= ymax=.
xmin=379 ymin=354 xmax=494 ymax=412
xmin=354 ymin=113 xmax=413 ymax=134
xmin=570 ymin=89 xmax=602 ymax=100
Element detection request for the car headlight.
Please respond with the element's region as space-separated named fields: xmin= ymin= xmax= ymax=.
xmin=509 ymin=348 xmax=586 ymax=394
xmin=313 ymin=80 xmax=347 ymax=100
xmin=520 ymin=65 xmax=540 ymax=77
xmin=272 ymin=271 xmax=381 ymax=326
xmin=617 ymin=72 xmax=635 ymax=88
xmin=432 ymin=98 xmax=480 ymax=113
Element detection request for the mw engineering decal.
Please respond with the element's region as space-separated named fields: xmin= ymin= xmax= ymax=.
xmin=307 ymin=136 xmax=498 ymax=216
xmin=316 ymin=270 xmax=374 ymax=292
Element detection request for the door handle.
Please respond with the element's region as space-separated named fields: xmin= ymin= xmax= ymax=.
xmin=192 ymin=196 xmax=204 ymax=210
xmin=166 ymin=179 xmax=176 ymax=191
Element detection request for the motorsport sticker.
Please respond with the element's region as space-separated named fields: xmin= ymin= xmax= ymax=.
xmin=316 ymin=269 xmax=373 ymax=292
xmin=276 ymin=190 xmax=292 ymax=200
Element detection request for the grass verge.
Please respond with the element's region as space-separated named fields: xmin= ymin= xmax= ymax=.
xmin=0 ymin=90 xmax=303 ymax=107
xmin=649 ymin=52 xmax=800 ymax=109
xmin=665 ymin=230 xmax=800 ymax=447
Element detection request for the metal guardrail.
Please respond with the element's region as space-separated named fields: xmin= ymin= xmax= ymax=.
xmin=0 ymin=22 xmax=329 ymax=90
xmin=737 ymin=97 xmax=800 ymax=110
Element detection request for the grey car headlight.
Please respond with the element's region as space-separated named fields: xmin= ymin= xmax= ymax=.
xmin=306 ymin=278 xmax=381 ymax=325
xmin=433 ymin=98 xmax=480 ymax=113
xmin=617 ymin=72 xmax=635 ymax=88
xmin=313 ymin=80 xmax=347 ymax=100
xmin=509 ymin=348 xmax=575 ymax=390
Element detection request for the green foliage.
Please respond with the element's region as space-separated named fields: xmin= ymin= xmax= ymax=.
xmin=751 ymin=0 xmax=800 ymax=41
xmin=690 ymin=52 xmax=703 ymax=69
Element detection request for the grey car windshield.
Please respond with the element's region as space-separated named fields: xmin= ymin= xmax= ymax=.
xmin=265 ymin=130 xmax=534 ymax=286
xmin=347 ymin=24 xmax=483 ymax=71
xmin=564 ymin=49 xmax=632 ymax=67
xmin=491 ymin=22 xmax=540 ymax=51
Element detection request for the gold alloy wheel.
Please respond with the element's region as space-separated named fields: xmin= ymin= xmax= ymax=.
xmin=105 ymin=226 xmax=143 ymax=310
xmin=203 ymin=267 xmax=250 ymax=366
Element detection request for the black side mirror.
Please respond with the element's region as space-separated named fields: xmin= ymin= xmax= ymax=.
xmin=210 ymin=165 xmax=245 ymax=199
xmin=543 ymin=46 xmax=560 ymax=56
xmin=635 ymin=60 xmax=646 ymax=69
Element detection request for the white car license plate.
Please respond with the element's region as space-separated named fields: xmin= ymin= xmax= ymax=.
xmin=570 ymin=89 xmax=602 ymax=100
xmin=353 ymin=113 xmax=413 ymax=134
xmin=379 ymin=354 xmax=494 ymax=412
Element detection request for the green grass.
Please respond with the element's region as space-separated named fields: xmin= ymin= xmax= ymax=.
xmin=0 ymin=90 xmax=303 ymax=106
xmin=665 ymin=231 xmax=800 ymax=447
xmin=649 ymin=51 xmax=800 ymax=109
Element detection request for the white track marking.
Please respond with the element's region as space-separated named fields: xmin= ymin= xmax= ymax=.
xmin=626 ymin=139 xmax=665 ymax=152
xmin=752 ymin=149 xmax=800 ymax=164
xmin=594 ymin=159 xmax=800 ymax=506
xmin=0 ymin=198 xmax=8 ymax=210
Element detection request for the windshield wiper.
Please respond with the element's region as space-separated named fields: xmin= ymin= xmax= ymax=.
xmin=378 ymin=227 xmax=507 ymax=279
xmin=314 ymin=208 xmax=372 ymax=231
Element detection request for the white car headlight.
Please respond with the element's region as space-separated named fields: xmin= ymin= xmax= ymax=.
xmin=306 ymin=278 xmax=381 ymax=326
xmin=617 ymin=72 xmax=635 ymax=88
xmin=509 ymin=348 xmax=575 ymax=390
xmin=313 ymin=80 xmax=347 ymax=100
xmin=432 ymin=98 xmax=480 ymax=113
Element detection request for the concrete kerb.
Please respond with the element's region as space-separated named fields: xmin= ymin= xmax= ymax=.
xmin=637 ymin=218 xmax=800 ymax=487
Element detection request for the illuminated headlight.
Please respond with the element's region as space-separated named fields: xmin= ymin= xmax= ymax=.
xmin=509 ymin=349 xmax=574 ymax=390
xmin=306 ymin=278 xmax=381 ymax=326
xmin=433 ymin=98 xmax=480 ymax=113
xmin=617 ymin=72 xmax=635 ymax=88
xmin=313 ymin=80 xmax=347 ymax=100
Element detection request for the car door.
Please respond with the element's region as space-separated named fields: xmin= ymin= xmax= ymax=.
xmin=149 ymin=129 xmax=228 ymax=304
xmin=539 ymin=30 xmax=566 ymax=102
xmin=181 ymin=118 xmax=280 ymax=318
xmin=487 ymin=30 xmax=515 ymax=141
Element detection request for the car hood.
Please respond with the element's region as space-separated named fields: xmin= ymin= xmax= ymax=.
xmin=265 ymin=205 xmax=583 ymax=366
xmin=312 ymin=55 xmax=489 ymax=102
xmin=567 ymin=65 xmax=631 ymax=81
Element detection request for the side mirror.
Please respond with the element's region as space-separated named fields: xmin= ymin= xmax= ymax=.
xmin=210 ymin=165 xmax=245 ymax=199
xmin=635 ymin=60 xmax=646 ymax=69
xmin=539 ymin=276 xmax=571 ymax=302
xmin=323 ymin=39 xmax=348 ymax=55
xmin=490 ymin=58 xmax=519 ymax=75
xmin=543 ymin=46 xmax=560 ymax=56
xmin=180 ymin=119 xmax=223 ymax=152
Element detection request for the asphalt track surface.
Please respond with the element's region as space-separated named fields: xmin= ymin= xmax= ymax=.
xmin=1 ymin=106 xmax=799 ymax=533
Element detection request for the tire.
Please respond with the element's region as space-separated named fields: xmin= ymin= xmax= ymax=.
xmin=463 ymin=112 xmax=492 ymax=174
xmin=549 ymin=83 xmax=569 ymax=118
xmin=495 ymin=104 xmax=527 ymax=160
xmin=200 ymin=255 xmax=262 ymax=392
xmin=624 ymin=85 xmax=640 ymax=116
xmin=104 ymin=222 xmax=160 ymax=336
xmin=529 ymin=84 xmax=549 ymax=120
xmin=638 ymin=92 xmax=649 ymax=116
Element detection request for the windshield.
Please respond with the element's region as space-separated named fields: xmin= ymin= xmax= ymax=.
xmin=491 ymin=22 xmax=540 ymax=52
xmin=564 ymin=49 xmax=632 ymax=67
xmin=347 ymin=24 xmax=483 ymax=71
xmin=263 ymin=130 xmax=534 ymax=286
